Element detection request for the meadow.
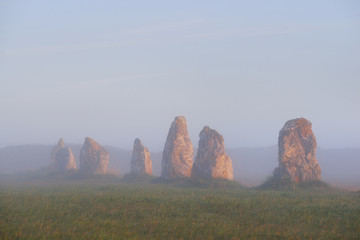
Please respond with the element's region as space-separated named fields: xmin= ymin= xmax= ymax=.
xmin=0 ymin=176 xmax=359 ymax=239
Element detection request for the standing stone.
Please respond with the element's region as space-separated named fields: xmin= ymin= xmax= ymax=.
xmin=192 ymin=126 xmax=233 ymax=180
xmin=161 ymin=116 xmax=194 ymax=179
xmin=50 ymin=138 xmax=65 ymax=166
xmin=79 ymin=137 xmax=109 ymax=174
xmin=54 ymin=147 xmax=77 ymax=172
xmin=130 ymin=138 xmax=152 ymax=175
xmin=273 ymin=118 xmax=321 ymax=183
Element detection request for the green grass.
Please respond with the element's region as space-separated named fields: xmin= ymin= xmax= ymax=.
xmin=0 ymin=178 xmax=359 ymax=239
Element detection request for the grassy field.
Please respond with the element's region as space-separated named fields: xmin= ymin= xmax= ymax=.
xmin=0 ymin=176 xmax=359 ymax=239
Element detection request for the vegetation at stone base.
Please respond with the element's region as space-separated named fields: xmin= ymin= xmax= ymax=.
xmin=121 ymin=173 xmax=155 ymax=183
xmin=1 ymin=179 xmax=359 ymax=240
xmin=151 ymin=177 xmax=245 ymax=190
xmin=258 ymin=175 xmax=332 ymax=191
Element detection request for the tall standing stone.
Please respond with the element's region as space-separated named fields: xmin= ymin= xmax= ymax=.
xmin=54 ymin=147 xmax=77 ymax=171
xmin=273 ymin=118 xmax=321 ymax=183
xmin=79 ymin=137 xmax=109 ymax=174
xmin=161 ymin=116 xmax=194 ymax=179
xmin=130 ymin=138 xmax=152 ymax=175
xmin=191 ymin=126 xmax=233 ymax=180
xmin=50 ymin=138 xmax=65 ymax=166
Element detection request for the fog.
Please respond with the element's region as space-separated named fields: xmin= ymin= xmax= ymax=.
xmin=0 ymin=143 xmax=359 ymax=190
xmin=1 ymin=1 xmax=360 ymax=150
xmin=0 ymin=2 xmax=359 ymax=189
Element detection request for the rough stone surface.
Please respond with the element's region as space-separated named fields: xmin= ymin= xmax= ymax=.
xmin=79 ymin=137 xmax=109 ymax=174
xmin=54 ymin=147 xmax=77 ymax=171
xmin=273 ymin=118 xmax=321 ymax=183
xmin=161 ymin=116 xmax=194 ymax=179
xmin=192 ymin=126 xmax=233 ymax=180
xmin=50 ymin=138 xmax=64 ymax=166
xmin=130 ymin=138 xmax=152 ymax=175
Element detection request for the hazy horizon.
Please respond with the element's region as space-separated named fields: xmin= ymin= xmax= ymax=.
xmin=1 ymin=1 xmax=359 ymax=151
xmin=2 ymin=141 xmax=360 ymax=152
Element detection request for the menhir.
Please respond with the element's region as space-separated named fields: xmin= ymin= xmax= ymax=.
xmin=191 ymin=126 xmax=233 ymax=180
xmin=79 ymin=137 xmax=109 ymax=174
xmin=50 ymin=138 xmax=65 ymax=167
xmin=161 ymin=116 xmax=194 ymax=179
xmin=130 ymin=138 xmax=152 ymax=175
xmin=273 ymin=118 xmax=321 ymax=183
xmin=50 ymin=138 xmax=76 ymax=171
xmin=55 ymin=147 xmax=76 ymax=172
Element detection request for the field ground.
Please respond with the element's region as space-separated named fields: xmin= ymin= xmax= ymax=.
xmin=0 ymin=176 xmax=359 ymax=239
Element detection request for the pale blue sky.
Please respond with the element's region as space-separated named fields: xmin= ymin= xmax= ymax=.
xmin=1 ymin=1 xmax=359 ymax=150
